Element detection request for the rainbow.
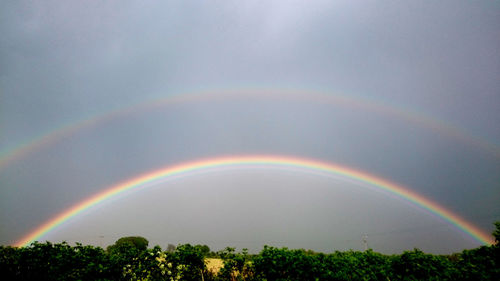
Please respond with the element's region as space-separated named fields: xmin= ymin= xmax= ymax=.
xmin=2 ymin=88 xmax=499 ymax=170
xmin=15 ymin=155 xmax=494 ymax=247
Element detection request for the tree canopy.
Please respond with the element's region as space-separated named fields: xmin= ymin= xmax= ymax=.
xmin=1 ymin=222 xmax=499 ymax=280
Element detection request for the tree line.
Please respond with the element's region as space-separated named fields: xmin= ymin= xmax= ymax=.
xmin=1 ymin=222 xmax=499 ymax=280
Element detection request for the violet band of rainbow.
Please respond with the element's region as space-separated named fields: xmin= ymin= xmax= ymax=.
xmin=15 ymin=155 xmax=494 ymax=247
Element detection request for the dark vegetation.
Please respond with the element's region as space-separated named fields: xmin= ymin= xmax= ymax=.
xmin=1 ymin=222 xmax=499 ymax=281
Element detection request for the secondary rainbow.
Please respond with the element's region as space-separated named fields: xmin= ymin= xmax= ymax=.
xmin=2 ymin=88 xmax=498 ymax=170
xmin=15 ymin=155 xmax=493 ymax=247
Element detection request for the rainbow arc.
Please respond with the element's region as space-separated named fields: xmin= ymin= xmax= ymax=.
xmin=15 ymin=155 xmax=494 ymax=247
xmin=2 ymin=89 xmax=499 ymax=171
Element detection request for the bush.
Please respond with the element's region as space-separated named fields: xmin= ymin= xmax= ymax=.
xmin=2 ymin=223 xmax=500 ymax=281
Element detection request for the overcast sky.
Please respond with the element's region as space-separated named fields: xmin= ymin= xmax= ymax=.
xmin=1 ymin=1 xmax=499 ymax=254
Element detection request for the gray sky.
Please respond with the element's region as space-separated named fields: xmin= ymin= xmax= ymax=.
xmin=1 ymin=1 xmax=499 ymax=254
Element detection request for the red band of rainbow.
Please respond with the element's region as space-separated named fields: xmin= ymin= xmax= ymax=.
xmin=15 ymin=155 xmax=494 ymax=247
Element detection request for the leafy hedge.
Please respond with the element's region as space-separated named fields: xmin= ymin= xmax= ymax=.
xmin=1 ymin=224 xmax=499 ymax=280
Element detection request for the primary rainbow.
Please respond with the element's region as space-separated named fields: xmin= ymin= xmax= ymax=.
xmin=15 ymin=155 xmax=493 ymax=247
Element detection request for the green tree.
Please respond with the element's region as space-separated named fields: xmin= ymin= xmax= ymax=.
xmin=493 ymin=221 xmax=500 ymax=246
xmin=172 ymin=244 xmax=206 ymax=281
xmin=109 ymin=236 xmax=149 ymax=252
xmin=195 ymin=244 xmax=211 ymax=257
xmin=253 ymin=246 xmax=320 ymax=281
xmin=106 ymin=236 xmax=150 ymax=279
xmin=218 ymin=247 xmax=254 ymax=281
xmin=0 ymin=241 xmax=117 ymax=281
xmin=390 ymin=248 xmax=458 ymax=280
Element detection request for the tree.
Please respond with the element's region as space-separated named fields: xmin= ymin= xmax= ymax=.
xmin=114 ymin=236 xmax=149 ymax=251
xmin=107 ymin=236 xmax=148 ymax=255
xmin=195 ymin=244 xmax=211 ymax=257
xmin=217 ymin=247 xmax=253 ymax=281
xmin=390 ymin=248 xmax=457 ymax=280
xmin=173 ymin=244 xmax=206 ymax=281
xmin=0 ymin=242 xmax=118 ymax=281
xmin=493 ymin=221 xmax=500 ymax=246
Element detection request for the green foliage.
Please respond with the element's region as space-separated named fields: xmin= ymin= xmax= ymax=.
xmin=455 ymin=246 xmax=500 ymax=281
xmin=196 ymin=244 xmax=211 ymax=256
xmin=252 ymin=247 xmax=391 ymax=280
xmin=216 ymin=247 xmax=254 ymax=281
xmin=0 ymin=241 xmax=115 ymax=281
xmin=253 ymin=246 xmax=325 ymax=281
xmin=320 ymin=249 xmax=391 ymax=280
xmin=107 ymin=236 xmax=149 ymax=254
xmin=390 ymin=249 xmax=458 ymax=280
xmin=493 ymin=221 xmax=500 ymax=246
xmin=2 ymin=224 xmax=500 ymax=280
xmin=171 ymin=244 xmax=206 ymax=281
xmin=120 ymin=246 xmax=182 ymax=281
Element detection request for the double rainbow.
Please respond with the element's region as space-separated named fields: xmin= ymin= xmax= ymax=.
xmin=15 ymin=155 xmax=493 ymax=247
